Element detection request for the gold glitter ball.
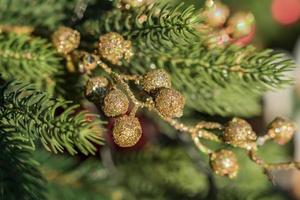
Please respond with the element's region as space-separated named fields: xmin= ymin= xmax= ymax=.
xmin=224 ymin=118 xmax=257 ymax=149
xmin=85 ymin=76 xmax=109 ymax=103
xmin=141 ymin=69 xmax=171 ymax=93
xmin=52 ymin=26 xmax=80 ymax=54
xmin=79 ymin=53 xmax=100 ymax=73
xmin=98 ymin=32 xmax=133 ymax=65
xmin=113 ymin=116 xmax=142 ymax=147
xmin=267 ymin=117 xmax=296 ymax=145
xmin=102 ymin=89 xmax=129 ymax=117
xmin=204 ymin=1 xmax=230 ymax=27
xmin=210 ymin=149 xmax=239 ymax=178
xmin=228 ymin=12 xmax=255 ymax=39
xmin=154 ymin=88 xmax=185 ymax=118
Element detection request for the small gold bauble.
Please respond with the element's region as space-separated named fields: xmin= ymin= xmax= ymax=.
xmin=79 ymin=53 xmax=100 ymax=73
xmin=113 ymin=116 xmax=142 ymax=147
xmin=154 ymin=88 xmax=185 ymax=118
xmin=98 ymin=32 xmax=133 ymax=65
xmin=85 ymin=76 xmax=109 ymax=103
xmin=210 ymin=149 xmax=239 ymax=178
xmin=102 ymin=89 xmax=129 ymax=117
xmin=228 ymin=12 xmax=255 ymax=39
xmin=141 ymin=69 xmax=171 ymax=93
xmin=52 ymin=26 xmax=80 ymax=54
xmin=224 ymin=118 xmax=257 ymax=149
xmin=267 ymin=117 xmax=296 ymax=145
xmin=204 ymin=1 xmax=230 ymax=27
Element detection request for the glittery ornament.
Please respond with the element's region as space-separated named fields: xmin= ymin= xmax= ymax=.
xmin=102 ymin=89 xmax=129 ymax=117
xmin=267 ymin=117 xmax=296 ymax=145
xmin=224 ymin=118 xmax=257 ymax=149
xmin=228 ymin=12 xmax=255 ymax=39
xmin=52 ymin=26 xmax=80 ymax=54
xmin=112 ymin=116 xmax=142 ymax=147
xmin=210 ymin=149 xmax=239 ymax=178
xmin=141 ymin=69 xmax=171 ymax=93
xmin=98 ymin=32 xmax=133 ymax=65
xmin=204 ymin=1 xmax=230 ymax=27
xmin=154 ymin=88 xmax=185 ymax=118
xmin=85 ymin=76 xmax=109 ymax=103
xmin=79 ymin=53 xmax=100 ymax=73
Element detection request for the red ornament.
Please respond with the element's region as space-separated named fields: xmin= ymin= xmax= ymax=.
xmin=234 ymin=25 xmax=256 ymax=46
xmin=271 ymin=0 xmax=300 ymax=25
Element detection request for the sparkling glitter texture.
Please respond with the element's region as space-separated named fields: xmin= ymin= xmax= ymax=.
xmin=228 ymin=12 xmax=255 ymax=39
xmin=154 ymin=88 xmax=185 ymax=118
xmin=85 ymin=76 xmax=109 ymax=103
xmin=267 ymin=117 xmax=296 ymax=145
xmin=79 ymin=53 xmax=100 ymax=73
xmin=52 ymin=26 xmax=80 ymax=54
xmin=224 ymin=118 xmax=257 ymax=149
xmin=210 ymin=149 xmax=239 ymax=178
xmin=205 ymin=1 xmax=230 ymax=27
xmin=113 ymin=116 xmax=142 ymax=147
xmin=102 ymin=89 xmax=129 ymax=117
xmin=141 ymin=69 xmax=171 ymax=93
xmin=98 ymin=32 xmax=133 ymax=65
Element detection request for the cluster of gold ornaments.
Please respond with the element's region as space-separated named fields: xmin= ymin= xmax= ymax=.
xmin=51 ymin=26 xmax=298 ymax=180
xmin=85 ymin=67 xmax=185 ymax=147
xmin=202 ymin=0 xmax=255 ymax=47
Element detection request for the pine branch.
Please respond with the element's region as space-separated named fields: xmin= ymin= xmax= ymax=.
xmin=81 ymin=3 xmax=294 ymax=116
xmin=0 ymin=81 xmax=104 ymax=155
xmin=0 ymin=33 xmax=63 ymax=95
xmin=0 ymin=129 xmax=46 ymax=200
xmin=79 ymin=3 xmax=201 ymax=44
xmin=0 ymin=0 xmax=76 ymax=29
xmin=125 ymin=39 xmax=294 ymax=116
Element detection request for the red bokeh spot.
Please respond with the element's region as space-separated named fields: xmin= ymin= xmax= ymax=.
xmin=271 ymin=0 xmax=300 ymax=25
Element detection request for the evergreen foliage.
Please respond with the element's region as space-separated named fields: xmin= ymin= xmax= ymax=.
xmin=0 ymin=0 xmax=75 ymax=29
xmin=0 ymin=81 xmax=104 ymax=155
xmin=0 ymin=129 xmax=46 ymax=200
xmin=80 ymin=2 xmax=294 ymax=116
xmin=0 ymin=34 xmax=62 ymax=95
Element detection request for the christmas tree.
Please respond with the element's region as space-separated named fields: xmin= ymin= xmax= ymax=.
xmin=1 ymin=0 xmax=299 ymax=199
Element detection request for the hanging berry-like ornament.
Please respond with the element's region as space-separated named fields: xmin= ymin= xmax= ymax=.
xmin=141 ymin=69 xmax=172 ymax=93
xmin=52 ymin=26 xmax=80 ymax=54
xmin=102 ymin=89 xmax=129 ymax=117
xmin=266 ymin=117 xmax=296 ymax=145
xmin=204 ymin=1 xmax=230 ymax=27
xmin=210 ymin=149 xmax=239 ymax=178
xmin=98 ymin=32 xmax=133 ymax=65
xmin=223 ymin=118 xmax=257 ymax=149
xmin=112 ymin=116 xmax=142 ymax=147
xmin=154 ymin=88 xmax=185 ymax=118
xmin=79 ymin=53 xmax=100 ymax=74
xmin=85 ymin=76 xmax=109 ymax=103
xmin=227 ymin=12 xmax=255 ymax=39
